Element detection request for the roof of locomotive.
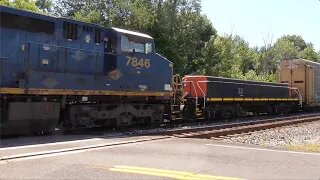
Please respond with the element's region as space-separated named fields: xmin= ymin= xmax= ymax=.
xmin=183 ymin=75 xmax=289 ymax=87
xmin=112 ymin=27 xmax=153 ymax=39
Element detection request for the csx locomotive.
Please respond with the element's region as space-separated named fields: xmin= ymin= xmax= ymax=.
xmin=0 ymin=6 xmax=318 ymax=135
xmin=0 ymin=5 xmax=172 ymax=135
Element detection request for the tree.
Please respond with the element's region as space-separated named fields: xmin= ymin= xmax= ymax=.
xmin=0 ymin=0 xmax=10 ymax=6
xmin=300 ymin=44 xmax=319 ymax=61
xmin=35 ymin=0 xmax=53 ymax=13
xmin=281 ymin=35 xmax=307 ymax=51
xmin=257 ymin=35 xmax=313 ymax=73
xmin=201 ymin=35 xmax=262 ymax=80
xmin=148 ymin=0 xmax=216 ymax=75
xmin=273 ymin=37 xmax=300 ymax=60
xmin=0 ymin=0 xmax=40 ymax=12
xmin=55 ymin=0 xmax=157 ymax=31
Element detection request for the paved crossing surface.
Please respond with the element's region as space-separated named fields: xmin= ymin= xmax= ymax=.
xmin=1 ymin=135 xmax=320 ymax=179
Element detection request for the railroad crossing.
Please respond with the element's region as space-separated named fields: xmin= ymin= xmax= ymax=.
xmin=1 ymin=124 xmax=320 ymax=179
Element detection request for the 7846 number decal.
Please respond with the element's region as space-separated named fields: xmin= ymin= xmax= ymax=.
xmin=126 ymin=56 xmax=151 ymax=69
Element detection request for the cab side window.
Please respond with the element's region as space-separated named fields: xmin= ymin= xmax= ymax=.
xmin=120 ymin=34 xmax=153 ymax=54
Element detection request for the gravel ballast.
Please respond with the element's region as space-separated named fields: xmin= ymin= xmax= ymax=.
xmin=221 ymin=120 xmax=320 ymax=149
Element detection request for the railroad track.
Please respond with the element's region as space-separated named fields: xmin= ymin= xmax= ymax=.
xmin=1 ymin=112 xmax=320 ymax=163
xmin=160 ymin=113 xmax=320 ymax=139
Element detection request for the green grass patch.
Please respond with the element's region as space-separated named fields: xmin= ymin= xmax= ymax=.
xmin=287 ymin=144 xmax=320 ymax=153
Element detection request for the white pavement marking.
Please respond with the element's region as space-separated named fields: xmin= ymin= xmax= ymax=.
xmin=0 ymin=137 xmax=170 ymax=164
xmin=206 ymin=143 xmax=320 ymax=156
xmin=0 ymin=143 xmax=120 ymax=164
xmin=0 ymin=137 xmax=104 ymax=150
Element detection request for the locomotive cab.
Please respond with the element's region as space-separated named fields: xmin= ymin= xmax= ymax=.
xmin=104 ymin=28 xmax=155 ymax=76
xmin=104 ymin=27 xmax=173 ymax=93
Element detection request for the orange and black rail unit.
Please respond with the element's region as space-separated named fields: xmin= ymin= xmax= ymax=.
xmin=181 ymin=76 xmax=301 ymax=120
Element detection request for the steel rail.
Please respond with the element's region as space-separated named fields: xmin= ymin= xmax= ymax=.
xmin=155 ymin=113 xmax=320 ymax=138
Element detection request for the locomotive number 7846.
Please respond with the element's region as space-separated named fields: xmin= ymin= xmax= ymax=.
xmin=126 ymin=56 xmax=151 ymax=69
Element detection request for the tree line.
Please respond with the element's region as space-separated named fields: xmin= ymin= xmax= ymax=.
xmin=1 ymin=0 xmax=319 ymax=82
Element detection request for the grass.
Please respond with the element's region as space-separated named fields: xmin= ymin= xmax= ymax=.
xmin=287 ymin=144 xmax=320 ymax=153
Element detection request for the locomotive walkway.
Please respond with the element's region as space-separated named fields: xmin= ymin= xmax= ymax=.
xmin=1 ymin=132 xmax=320 ymax=179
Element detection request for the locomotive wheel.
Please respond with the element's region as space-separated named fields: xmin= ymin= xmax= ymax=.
xmin=116 ymin=113 xmax=133 ymax=126
xmin=151 ymin=110 xmax=163 ymax=123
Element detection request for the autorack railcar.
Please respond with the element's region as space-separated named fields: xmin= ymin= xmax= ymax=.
xmin=280 ymin=59 xmax=320 ymax=109
xmin=0 ymin=5 xmax=173 ymax=135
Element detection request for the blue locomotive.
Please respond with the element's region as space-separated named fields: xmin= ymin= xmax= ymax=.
xmin=0 ymin=5 xmax=173 ymax=134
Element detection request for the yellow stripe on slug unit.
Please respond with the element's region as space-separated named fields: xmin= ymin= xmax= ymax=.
xmin=209 ymin=98 xmax=223 ymax=101
xmin=223 ymin=98 xmax=234 ymax=101
xmin=233 ymin=98 xmax=244 ymax=101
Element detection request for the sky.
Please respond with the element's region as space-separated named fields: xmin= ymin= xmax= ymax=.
xmin=201 ymin=0 xmax=320 ymax=51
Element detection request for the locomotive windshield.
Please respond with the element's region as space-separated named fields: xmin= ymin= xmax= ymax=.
xmin=120 ymin=34 xmax=153 ymax=54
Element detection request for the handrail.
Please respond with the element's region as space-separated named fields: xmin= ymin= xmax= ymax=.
xmin=294 ymin=88 xmax=303 ymax=107
xmin=26 ymin=41 xmax=112 ymax=55
xmin=196 ymin=80 xmax=210 ymax=108
xmin=181 ymin=80 xmax=198 ymax=105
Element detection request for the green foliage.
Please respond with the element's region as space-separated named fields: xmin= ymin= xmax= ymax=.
xmin=233 ymin=70 xmax=277 ymax=82
xmin=273 ymin=38 xmax=299 ymax=60
xmin=0 ymin=0 xmax=40 ymax=12
xmin=0 ymin=0 xmax=10 ymax=6
xmin=55 ymin=0 xmax=157 ymax=31
xmin=300 ymin=44 xmax=319 ymax=61
xmin=155 ymin=4 xmax=216 ymax=74
xmin=35 ymin=0 xmax=53 ymax=13
xmin=257 ymin=35 xmax=319 ymax=74
xmin=281 ymin=35 xmax=307 ymax=51
xmin=201 ymin=35 xmax=267 ymax=80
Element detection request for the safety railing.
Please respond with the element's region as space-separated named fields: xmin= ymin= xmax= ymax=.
xmin=181 ymin=80 xmax=199 ymax=106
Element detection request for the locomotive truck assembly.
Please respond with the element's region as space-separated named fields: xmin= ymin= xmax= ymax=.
xmin=0 ymin=6 xmax=319 ymax=136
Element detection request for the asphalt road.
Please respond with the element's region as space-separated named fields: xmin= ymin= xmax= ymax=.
xmin=1 ymin=136 xmax=320 ymax=180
